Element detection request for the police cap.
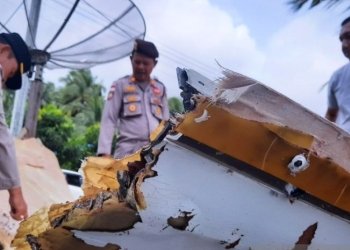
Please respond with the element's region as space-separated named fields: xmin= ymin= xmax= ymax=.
xmin=132 ymin=39 xmax=159 ymax=59
xmin=0 ymin=32 xmax=31 ymax=90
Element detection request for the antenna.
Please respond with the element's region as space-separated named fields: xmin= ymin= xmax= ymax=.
xmin=2 ymin=0 xmax=146 ymax=137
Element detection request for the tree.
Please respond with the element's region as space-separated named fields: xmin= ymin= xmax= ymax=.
xmin=35 ymin=70 xmax=108 ymax=170
xmin=58 ymin=69 xmax=105 ymax=128
xmin=289 ymin=0 xmax=345 ymax=11
xmin=37 ymin=104 xmax=98 ymax=171
xmin=84 ymin=123 xmax=101 ymax=156
xmin=59 ymin=123 xmax=101 ymax=171
xmin=60 ymin=135 xmax=86 ymax=171
xmin=42 ymin=82 xmax=59 ymax=106
xmin=37 ymin=104 xmax=75 ymax=165
xmin=168 ymin=97 xmax=184 ymax=114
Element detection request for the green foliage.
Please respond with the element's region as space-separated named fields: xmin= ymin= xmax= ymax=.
xmin=37 ymin=104 xmax=75 ymax=164
xmin=3 ymin=90 xmax=14 ymax=124
xmin=36 ymin=69 xmax=107 ymax=171
xmin=42 ymin=82 xmax=59 ymax=106
xmin=60 ymin=135 xmax=86 ymax=170
xmin=58 ymin=69 xmax=104 ymax=126
xmin=60 ymin=123 xmax=101 ymax=171
xmin=168 ymin=96 xmax=184 ymax=114
xmin=84 ymin=123 xmax=101 ymax=155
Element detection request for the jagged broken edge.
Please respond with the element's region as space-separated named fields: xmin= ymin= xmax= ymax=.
xmin=12 ymin=122 xmax=172 ymax=249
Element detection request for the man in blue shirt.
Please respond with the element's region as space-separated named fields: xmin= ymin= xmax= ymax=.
xmin=326 ymin=17 xmax=350 ymax=133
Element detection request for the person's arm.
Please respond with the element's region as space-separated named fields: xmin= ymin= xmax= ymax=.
xmin=326 ymin=72 xmax=339 ymax=123
xmin=325 ymin=107 xmax=338 ymax=122
xmin=97 ymin=81 xmax=122 ymax=157
xmin=0 ymin=88 xmax=27 ymax=221
xmin=8 ymin=186 xmax=27 ymax=220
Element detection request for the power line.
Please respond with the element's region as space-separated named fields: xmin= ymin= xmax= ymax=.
xmin=160 ymin=46 xmax=219 ymax=73
xmin=144 ymin=34 xmax=221 ymax=76
xmin=164 ymin=45 xmax=218 ymax=72
xmin=160 ymin=52 xmax=220 ymax=79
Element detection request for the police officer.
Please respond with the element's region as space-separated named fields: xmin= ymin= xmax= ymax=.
xmin=0 ymin=32 xmax=31 ymax=220
xmin=97 ymin=39 xmax=170 ymax=158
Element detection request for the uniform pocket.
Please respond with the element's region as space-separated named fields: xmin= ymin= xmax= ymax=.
xmin=151 ymin=105 xmax=163 ymax=120
xmin=150 ymin=97 xmax=163 ymax=120
xmin=123 ymin=94 xmax=142 ymax=117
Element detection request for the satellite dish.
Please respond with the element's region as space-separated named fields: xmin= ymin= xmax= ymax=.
xmin=0 ymin=0 xmax=146 ymax=137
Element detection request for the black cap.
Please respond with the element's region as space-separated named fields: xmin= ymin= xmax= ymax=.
xmin=0 ymin=33 xmax=31 ymax=90
xmin=132 ymin=39 xmax=159 ymax=59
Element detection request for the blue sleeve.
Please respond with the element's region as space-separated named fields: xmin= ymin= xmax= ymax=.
xmin=327 ymin=72 xmax=338 ymax=109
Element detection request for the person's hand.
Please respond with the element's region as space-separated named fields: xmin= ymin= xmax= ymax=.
xmin=8 ymin=187 xmax=28 ymax=221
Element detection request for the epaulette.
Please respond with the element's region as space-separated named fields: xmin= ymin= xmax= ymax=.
xmin=107 ymin=76 xmax=130 ymax=100
xmin=120 ymin=75 xmax=130 ymax=81
xmin=152 ymin=77 xmax=164 ymax=86
xmin=111 ymin=75 xmax=130 ymax=85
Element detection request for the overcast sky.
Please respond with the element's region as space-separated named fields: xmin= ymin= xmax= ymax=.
xmin=43 ymin=0 xmax=349 ymax=117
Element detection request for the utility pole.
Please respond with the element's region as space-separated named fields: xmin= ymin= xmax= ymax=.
xmin=10 ymin=0 xmax=42 ymax=137
xmin=23 ymin=50 xmax=49 ymax=138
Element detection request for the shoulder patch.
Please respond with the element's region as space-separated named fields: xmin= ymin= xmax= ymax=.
xmin=150 ymin=81 xmax=164 ymax=96
xmin=153 ymin=77 xmax=164 ymax=85
xmin=152 ymin=85 xmax=161 ymax=95
xmin=107 ymin=84 xmax=116 ymax=100
xmin=120 ymin=75 xmax=130 ymax=80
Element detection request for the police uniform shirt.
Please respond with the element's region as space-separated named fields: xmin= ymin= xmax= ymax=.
xmin=97 ymin=76 xmax=170 ymax=158
xmin=0 ymin=65 xmax=21 ymax=189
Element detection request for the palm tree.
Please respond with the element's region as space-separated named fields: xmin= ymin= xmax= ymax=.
xmin=289 ymin=0 xmax=345 ymax=11
xmin=58 ymin=69 xmax=105 ymax=127
xmin=42 ymin=82 xmax=59 ymax=106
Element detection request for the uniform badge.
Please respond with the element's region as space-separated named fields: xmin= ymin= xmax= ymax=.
xmin=152 ymin=86 xmax=161 ymax=95
xmin=128 ymin=104 xmax=137 ymax=112
xmin=127 ymin=95 xmax=138 ymax=102
xmin=151 ymin=97 xmax=161 ymax=105
xmin=124 ymin=85 xmax=137 ymax=93
xmin=107 ymin=85 xmax=116 ymax=100
xmin=156 ymin=107 xmax=162 ymax=116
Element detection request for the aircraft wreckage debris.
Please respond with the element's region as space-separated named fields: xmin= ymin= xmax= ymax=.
xmin=12 ymin=122 xmax=170 ymax=250
xmin=9 ymin=69 xmax=350 ymax=249
xmin=165 ymin=210 xmax=195 ymax=231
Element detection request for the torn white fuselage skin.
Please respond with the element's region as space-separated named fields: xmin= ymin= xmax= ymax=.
xmin=74 ymin=139 xmax=350 ymax=250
